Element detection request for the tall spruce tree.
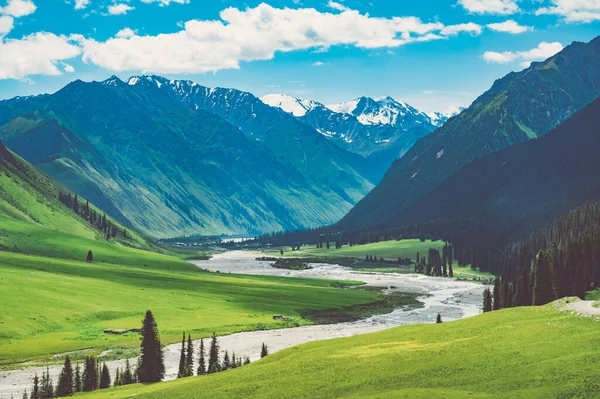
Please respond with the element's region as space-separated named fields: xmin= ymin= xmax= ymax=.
xmin=197 ymin=338 xmax=206 ymax=376
xmin=493 ymin=278 xmax=501 ymax=310
xmin=184 ymin=334 xmax=194 ymax=377
xmin=532 ymin=251 xmax=556 ymax=306
xmin=222 ymin=351 xmax=231 ymax=371
xmin=139 ymin=310 xmax=165 ymax=382
xmin=82 ymin=356 xmax=97 ymax=392
xmin=483 ymin=288 xmax=493 ymax=312
xmin=74 ymin=363 xmax=82 ymax=393
xmin=436 ymin=313 xmax=442 ymax=323
xmin=99 ymin=363 xmax=111 ymax=389
xmin=177 ymin=331 xmax=186 ymax=378
xmin=56 ymin=355 xmax=74 ymax=397
xmin=31 ymin=374 xmax=39 ymax=399
xmin=208 ymin=333 xmax=219 ymax=374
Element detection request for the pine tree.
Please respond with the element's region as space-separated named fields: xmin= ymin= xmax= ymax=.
xmin=244 ymin=357 xmax=251 ymax=365
xmin=449 ymin=263 xmax=454 ymax=278
xmin=483 ymin=288 xmax=493 ymax=312
xmin=75 ymin=363 xmax=82 ymax=392
xmin=139 ymin=310 xmax=165 ymax=382
xmin=123 ymin=359 xmax=133 ymax=385
xmin=56 ymin=355 xmax=74 ymax=397
xmin=197 ymin=338 xmax=206 ymax=376
xmin=207 ymin=333 xmax=219 ymax=374
xmin=231 ymin=353 xmax=238 ymax=369
xmin=86 ymin=250 xmax=93 ymax=262
xmin=82 ymin=356 xmax=97 ymax=392
xmin=222 ymin=351 xmax=231 ymax=371
xmin=114 ymin=368 xmax=121 ymax=387
xmin=99 ymin=363 xmax=111 ymax=389
xmin=184 ymin=334 xmax=194 ymax=377
xmin=22 ymin=389 xmax=27 ymax=399
xmin=260 ymin=343 xmax=268 ymax=358
xmin=40 ymin=367 xmax=53 ymax=399
xmin=436 ymin=313 xmax=442 ymax=323
xmin=31 ymin=374 xmax=40 ymax=399
xmin=493 ymin=278 xmax=501 ymax=310
xmin=532 ymin=251 xmax=556 ymax=306
xmin=177 ymin=331 xmax=186 ymax=378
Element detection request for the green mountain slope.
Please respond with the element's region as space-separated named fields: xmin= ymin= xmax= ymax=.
xmin=341 ymin=36 xmax=600 ymax=228
xmin=0 ymin=77 xmax=368 ymax=238
xmin=81 ymin=302 xmax=599 ymax=399
xmin=386 ymin=96 xmax=600 ymax=241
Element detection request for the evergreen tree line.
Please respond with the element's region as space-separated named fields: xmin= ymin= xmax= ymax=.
xmin=364 ymin=255 xmax=412 ymax=265
xmin=412 ymin=246 xmax=454 ymax=278
xmin=176 ymin=332 xmax=254 ymax=379
xmin=58 ymin=191 xmax=127 ymax=241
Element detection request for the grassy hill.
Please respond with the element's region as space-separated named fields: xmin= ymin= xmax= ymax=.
xmin=0 ymin=141 xmax=380 ymax=366
xmin=80 ymin=301 xmax=600 ymax=399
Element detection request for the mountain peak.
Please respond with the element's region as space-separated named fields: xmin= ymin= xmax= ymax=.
xmin=260 ymin=94 xmax=320 ymax=117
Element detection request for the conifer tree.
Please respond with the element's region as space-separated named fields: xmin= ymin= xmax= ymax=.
xmin=86 ymin=250 xmax=93 ymax=262
xmin=177 ymin=331 xmax=186 ymax=378
xmin=82 ymin=356 xmax=97 ymax=392
xmin=532 ymin=251 xmax=556 ymax=306
xmin=260 ymin=343 xmax=268 ymax=358
xmin=208 ymin=333 xmax=219 ymax=374
xmin=244 ymin=357 xmax=251 ymax=365
xmin=231 ymin=353 xmax=238 ymax=369
xmin=123 ymin=359 xmax=133 ymax=385
xmin=139 ymin=310 xmax=164 ymax=382
xmin=31 ymin=374 xmax=40 ymax=399
xmin=75 ymin=363 xmax=82 ymax=392
xmin=114 ymin=368 xmax=121 ymax=386
xmin=449 ymin=263 xmax=454 ymax=278
xmin=222 ymin=351 xmax=231 ymax=371
xmin=436 ymin=313 xmax=442 ymax=323
xmin=184 ymin=334 xmax=194 ymax=377
xmin=493 ymin=278 xmax=501 ymax=310
xmin=22 ymin=389 xmax=27 ymax=399
xmin=99 ymin=363 xmax=111 ymax=389
xmin=56 ymin=355 xmax=73 ymax=397
xmin=197 ymin=338 xmax=206 ymax=376
xmin=483 ymin=288 xmax=493 ymax=312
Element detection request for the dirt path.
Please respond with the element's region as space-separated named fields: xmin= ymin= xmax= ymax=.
xmin=0 ymin=251 xmax=486 ymax=398
xmin=565 ymin=300 xmax=600 ymax=315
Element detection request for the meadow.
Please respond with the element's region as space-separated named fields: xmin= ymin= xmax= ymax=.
xmin=279 ymin=239 xmax=444 ymax=259
xmin=0 ymin=250 xmax=378 ymax=366
xmin=80 ymin=301 xmax=600 ymax=399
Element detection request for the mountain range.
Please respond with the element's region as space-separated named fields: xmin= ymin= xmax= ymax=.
xmin=261 ymin=94 xmax=461 ymax=168
xmin=340 ymin=36 xmax=600 ymax=229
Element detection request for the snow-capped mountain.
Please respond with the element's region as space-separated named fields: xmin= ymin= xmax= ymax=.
xmin=326 ymin=96 xmax=433 ymax=131
xmin=427 ymin=106 xmax=466 ymax=127
xmin=260 ymin=94 xmax=319 ymax=117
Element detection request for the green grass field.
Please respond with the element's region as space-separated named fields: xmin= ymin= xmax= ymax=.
xmin=80 ymin=302 xmax=600 ymax=399
xmin=278 ymin=239 xmax=444 ymax=260
xmin=0 ymin=147 xmax=381 ymax=367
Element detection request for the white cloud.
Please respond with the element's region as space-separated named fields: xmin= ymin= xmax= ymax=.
xmin=458 ymin=0 xmax=519 ymax=15
xmin=0 ymin=0 xmax=36 ymax=17
xmin=312 ymin=61 xmax=324 ymax=66
xmin=79 ymin=3 xmax=480 ymax=75
xmin=116 ymin=27 xmax=137 ymax=38
xmin=0 ymin=15 xmax=14 ymax=36
xmin=536 ymin=0 xmax=600 ymax=23
xmin=140 ymin=0 xmax=190 ymax=6
xmin=107 ymin=3 xmax=134 ymax=15
xmin=62 ymin=62 xmax=75 ymax=73
xmin=327 ymin=1 xmax=348 ymax=12
xmin=0 ymin=33 xmax=81 ymax=79
xmin=483 ymin=41 xmax=564 ymax=65
xmin=487 ymin=20 xmax=531 ymax=34
xmin=440 ymin=22 xmax=482 ymax=36
xmin=75 ymin=0 xmax=90 ymax=10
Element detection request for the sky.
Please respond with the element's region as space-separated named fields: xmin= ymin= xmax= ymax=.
xmin=0 ymin=0 xmax=598 ymax=113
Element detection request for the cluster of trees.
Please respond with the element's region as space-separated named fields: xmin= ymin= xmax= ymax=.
xmin=177 ymin=332 xmax=253 ymax=378
xmin=24 ymin=310 xmax=163 ymax=398
xmin=413 ymin=248 xmax=454 ymax=278
xmin=58 ymin=191 xmax=127 ymax=241
xmin=363 ymin=255 xmax=411 ymax=265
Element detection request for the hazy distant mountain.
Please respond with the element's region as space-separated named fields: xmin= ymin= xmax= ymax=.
xmin=340 ymin=36 xmax=600 ymax=228
xmin=0 ymin=76 xmax=376 ymax=238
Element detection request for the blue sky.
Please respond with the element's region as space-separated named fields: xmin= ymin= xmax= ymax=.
xmin=0 ymin=0 xmax=598 ymax=112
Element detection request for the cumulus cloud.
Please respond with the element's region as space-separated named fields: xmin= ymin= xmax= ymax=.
xmin=0 ymin=15 xmax=14 ymax=36
xmin=108 ymin=3 xmax=134 ymax=15
xmin=74 ymin=0 xmax=89 ymax=10
xmin=0 ymin=0 xmax=36 ymax=17
xmin=458 ymin=0 xmax=519 ymax=15
xmin=327 ymin=1 xmax=348 ymax=11
xmin=140 ymin=0 xmax=190 ymax=6
xmin=0 ymin=32 xmax=81 ymax=79
xmin=536 ymin=0 xmax=600 ymax=23
xmin=487 ymin=20 xmax=532 ymax=33
xmin=62 ymin=62 xmax=75 ymax=73
xmin=115 ymin=27 xmax=137 ymax=38
xmin=483 ymin=41 xmax=564 ymax=67
xmin=79 ymin=3 xmax=480 ymax=75
xmin=312 ymin=61 xmax=324 ymax=66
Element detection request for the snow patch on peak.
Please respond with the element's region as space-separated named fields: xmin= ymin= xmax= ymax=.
xmin=127 ymin=76 xmax=140 ymax=86
xmin=326 ymin=99 xmax=359 ymax=115
xmin=260 ymin=94 xmax=319 ymax=117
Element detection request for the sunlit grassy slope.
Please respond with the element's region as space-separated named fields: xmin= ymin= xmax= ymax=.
xmin=82 ymin=303 xmax=600 ymax=399
xmin=280 ymin=239 xmax=444 ymax=260
xmin=0 ymin=143 xmax=379 ymax=365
